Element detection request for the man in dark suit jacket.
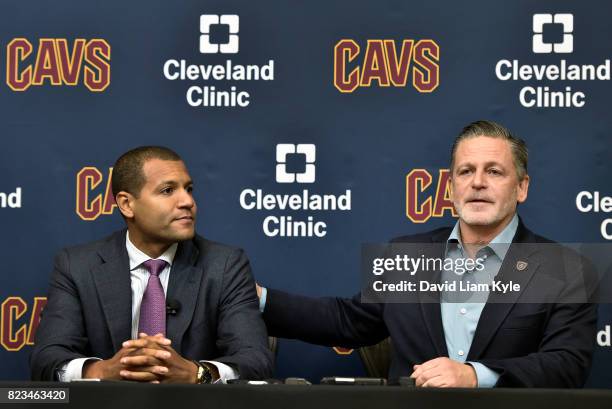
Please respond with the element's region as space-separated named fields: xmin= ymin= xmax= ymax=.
xmin=32 ymin=146 xmax=272 ymax=383
xmin=259 ymin=121 xmax=597 ymax=388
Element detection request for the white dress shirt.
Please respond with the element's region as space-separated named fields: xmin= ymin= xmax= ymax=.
xmin=57 ymin=232 xmax=238 ymax=383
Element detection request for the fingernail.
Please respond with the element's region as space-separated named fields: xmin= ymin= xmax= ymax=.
xmin=120 ymin=358 xmax=126 ymax=364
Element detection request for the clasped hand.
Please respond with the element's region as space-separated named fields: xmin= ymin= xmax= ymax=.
xmin=83 ymin=333 xmax=197 ymax=383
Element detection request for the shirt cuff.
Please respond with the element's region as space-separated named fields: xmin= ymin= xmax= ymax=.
xmin=259 ymin=286 xmax=267 ymax=313
xmin=468 ymin=361 xmax=500 ymax=388
xmin=57 ymin=358 xmax=101 ymax=382
xmin=201 ymin=361 xmax=239 ymax=384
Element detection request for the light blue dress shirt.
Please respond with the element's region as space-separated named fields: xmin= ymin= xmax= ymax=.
xmin=441 ymin=214 xmax=518 ymax=387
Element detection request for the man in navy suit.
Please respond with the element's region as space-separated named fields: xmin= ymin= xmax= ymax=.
xmin=32 ymin=146 xmax=272 ymax=383
xmin=258 ymin=121 xmax=597 ymax=387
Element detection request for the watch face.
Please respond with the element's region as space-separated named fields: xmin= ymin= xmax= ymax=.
xmin=197 ymin=362 xmax=213 ymax=384
xmin=195 ymin=362 xmax=205 ymax=384
xmin=203 ymin=364 xmax=214 ymax=384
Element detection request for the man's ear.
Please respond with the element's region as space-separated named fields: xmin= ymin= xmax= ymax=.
xmin=115 ymin=191 xmax=135 ymax=219
xmin=517 ymin=174 xmax=530 ymax=204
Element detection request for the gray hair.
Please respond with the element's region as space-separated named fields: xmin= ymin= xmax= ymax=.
xmin=450 ymin=120 xmax=528 ymax=180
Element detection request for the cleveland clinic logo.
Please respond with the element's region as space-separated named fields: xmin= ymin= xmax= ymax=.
xmin=0 ymin=188 xmax=22 ymax=209
xmin=276 ymin=144 xmax=316 ymax=184
xmin=199 ymin=14 xmax=239 ymax=54
xmin=162 ymin=14 xmax=274 ymax=108
xmin=495 ymin=13 xmax=610 ymax=108
xmin=532 ymin=14 xmax=573 ymax=54
xmin=239 ymin=145 xmax=351 ymax=238
xmin=598 ymin=325 xmax=611 ymax=347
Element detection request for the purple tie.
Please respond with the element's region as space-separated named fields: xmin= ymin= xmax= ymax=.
xmin=138 ymin=259 xmax=168 ymax=337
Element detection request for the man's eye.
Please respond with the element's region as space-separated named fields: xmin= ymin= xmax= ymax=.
xmin=187 ymin=186 xmax=193 ymax=193
xmin=161 ymin=187 xmax=174 ymax=194
xmin=458 ymin=169 xmax=471 ymax=175
xmin=488 ymin=169 xmax=502 ymax=175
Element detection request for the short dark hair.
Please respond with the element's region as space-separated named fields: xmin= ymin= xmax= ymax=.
xmin=112 ymin=146 xmax=182 ymax=198
xmin=450 ymin=120 xmax=528 ymax=180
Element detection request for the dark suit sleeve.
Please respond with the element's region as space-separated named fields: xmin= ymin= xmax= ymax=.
xmin=212 ymin=249 xmax=273 ymax=380
xmin=263 ymin=289 xmax=388 ymax=348
xmin=30 ymin=249 xmax=91 ymax=381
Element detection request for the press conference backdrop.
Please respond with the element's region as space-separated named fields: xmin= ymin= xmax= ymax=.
xmin=0 ymin=0 xmax=611 ymax=387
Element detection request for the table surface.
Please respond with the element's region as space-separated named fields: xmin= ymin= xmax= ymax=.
xmin=0 ymin=382 xmax=611 ymax=409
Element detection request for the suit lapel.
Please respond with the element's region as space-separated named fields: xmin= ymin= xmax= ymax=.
xmin=420 ymin=301 xmax=448 ymax=357
xmin=91 ymin=230 xmax=132 ymax=352
xmin=417 ymin=230 xmax=450 ymax=357
xmin=467 ymin=222 xmax=540 ymax=360
xmin=165 ymin=239 xmax=203 ymax=353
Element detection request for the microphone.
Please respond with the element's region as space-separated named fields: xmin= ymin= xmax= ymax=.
xmin=166 ymin=299 xmax=181 ymax=316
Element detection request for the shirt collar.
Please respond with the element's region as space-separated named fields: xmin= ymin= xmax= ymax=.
xmin=446 ymin=213 xmax=519 ymax=260
xmin=125 ymin=231 xmax=178 ymax=271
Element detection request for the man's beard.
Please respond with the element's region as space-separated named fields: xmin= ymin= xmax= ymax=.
xmin=454 ymin=200 xmax=514 ymax=228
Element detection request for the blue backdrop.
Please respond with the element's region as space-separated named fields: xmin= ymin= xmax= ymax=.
xmin=0 ymin=0 xmax=610 ymax=387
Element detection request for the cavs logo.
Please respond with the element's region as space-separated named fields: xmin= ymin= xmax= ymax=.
xmin=1 ymin=297 xmax=46 ymax=351
xmin=406 ymin=169 xmax=457 ymax=223
xmin=6 ymin=38 xmax=110 ymax=92
xmin=76 ymin=167 xmax=116 ymax=220
xmin=334 ymin=39 xmax=439 ymax=93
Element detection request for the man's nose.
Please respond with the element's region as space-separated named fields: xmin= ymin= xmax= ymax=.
xmin=471 ymin=169 xmax=487 ymax=189
xmin=177 ymin=189 xmax=196 ymax=209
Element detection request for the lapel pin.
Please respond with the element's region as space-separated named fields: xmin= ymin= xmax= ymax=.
xmin=516 ymin=260 xmax=528 ymax=271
